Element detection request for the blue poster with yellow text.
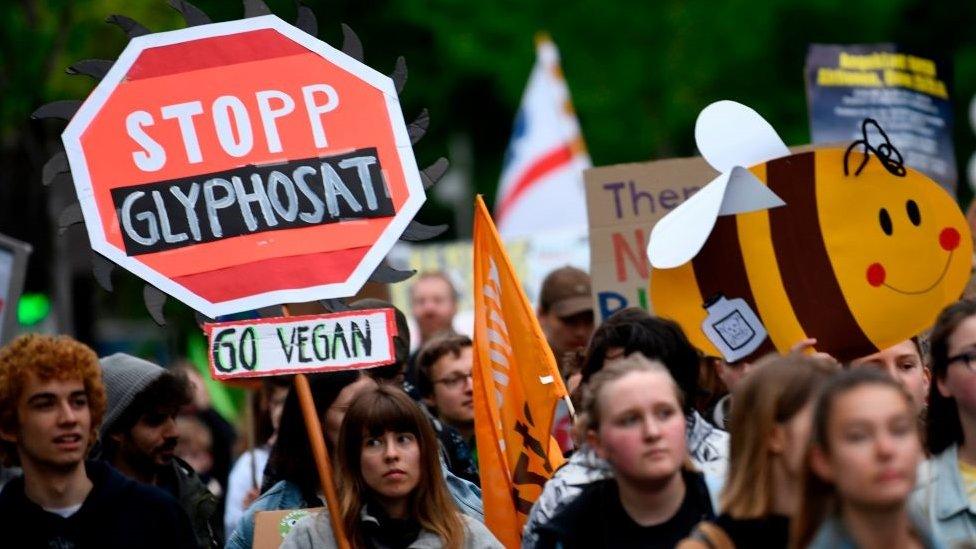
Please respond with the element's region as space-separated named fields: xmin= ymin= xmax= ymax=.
xmin=805 ymin=43 xmax=956 ymax=193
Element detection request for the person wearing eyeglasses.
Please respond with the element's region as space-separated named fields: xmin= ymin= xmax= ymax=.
xmin=910 ymin=299 xmax=976 ymax=546
xmin=416 ymin=334 xmax=480 ymax=486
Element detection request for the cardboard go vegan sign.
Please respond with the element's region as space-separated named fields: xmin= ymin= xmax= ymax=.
xmin=206 ymin=309 xmax=397 ymax=380
xmin=62 ymin=16 xmax=425 ymax=318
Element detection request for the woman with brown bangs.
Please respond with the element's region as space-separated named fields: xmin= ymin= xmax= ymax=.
xmin=678 ymin=355 xmax=835 ymax=548
xmin=282 ymin=384 xmax=501 ymax=549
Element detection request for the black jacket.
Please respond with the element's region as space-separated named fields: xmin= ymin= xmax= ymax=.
xmin=712 ymin=513 xmax=790 ymax=548
xmin=534 ymin=469 xmax=716 ymax=549
xmin=0 ymin=460 xmax=197 ymax=549
xmin=158 ymin=456 xmax=223 ymax=548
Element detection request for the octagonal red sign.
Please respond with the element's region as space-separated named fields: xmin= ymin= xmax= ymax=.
xmin=62 ymin=16 xmax=425 ymax=317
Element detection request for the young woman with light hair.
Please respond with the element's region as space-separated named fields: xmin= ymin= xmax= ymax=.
xmin=678 ymin=355 xmax=834 ymax=548
xmin=532 ymin=354 xmax=720 ymax=548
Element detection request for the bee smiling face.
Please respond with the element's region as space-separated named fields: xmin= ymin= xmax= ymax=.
xmin=865 ymin=199 xmax=962 ymax=294
xmin=818 ymin=150 xmax=971 ymax=351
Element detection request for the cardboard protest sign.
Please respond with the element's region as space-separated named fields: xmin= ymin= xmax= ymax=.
xmin=206 ymin=309 xmax=396 ymax=380
xmin=806 ymin=44 xmax=957 ymax=192
xmin=253 ymin=508 xmax=324 ymax=549
xmin=60 ymin=16 xmax=425 ymax=318
xmin=648 ymin=101 xmax=971 ymax=363
xmin=0 ymin=234 xmax=32 ymax=344
xmin=584 ymin=159 xmax=712 ymax=322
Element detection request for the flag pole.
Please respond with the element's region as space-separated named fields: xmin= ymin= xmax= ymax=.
xmin=561 ymin=394 xmax=576 ymax=422
xmin=283 ymin=305 xmax=350 ymax=549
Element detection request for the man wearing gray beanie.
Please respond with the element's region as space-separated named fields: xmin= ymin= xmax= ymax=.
xmin=98 ymin=353 xmax=222 ymax=549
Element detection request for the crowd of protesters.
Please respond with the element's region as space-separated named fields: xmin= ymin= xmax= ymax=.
xmin=1 ymin=265 xmax=976 ymax=548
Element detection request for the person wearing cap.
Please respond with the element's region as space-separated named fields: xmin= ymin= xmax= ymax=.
xmin=348 ymin=298 xmax=413 ymax=386
xmin=537 ymin=267 xmax=596 ymax=456
xmin=537 ymin=266 xmax=596 ymax=372
xmin=97 ymin=353 xmax=222 ymax=548
xmin=0 ymin=334 xmax=196 ymax=548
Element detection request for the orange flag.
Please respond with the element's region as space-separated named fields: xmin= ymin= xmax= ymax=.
xmin=472 ymin=195 xmax=569 ymax=548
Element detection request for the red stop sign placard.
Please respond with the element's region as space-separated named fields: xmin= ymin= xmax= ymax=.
xmin=63 ymin=16 xmax=425 ymax=317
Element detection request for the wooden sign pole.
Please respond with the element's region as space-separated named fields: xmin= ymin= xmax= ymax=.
xmin=293 ymin=373 xmax=350 ymax=549
xmin=284 ymin=305 xmax=351 ymax=549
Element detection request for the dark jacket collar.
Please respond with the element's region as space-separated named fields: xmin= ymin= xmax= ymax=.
xmin=0 ymin=460 xmax=132 ymax=515
xmin=540 ymin=468 xmax=713 ymax=539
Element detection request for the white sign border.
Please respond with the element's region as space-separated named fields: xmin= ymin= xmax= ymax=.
xmin=205 ymin=308 xmax=398 ymax=380
xmin=62 ymin=15 xmax=426 ymax=318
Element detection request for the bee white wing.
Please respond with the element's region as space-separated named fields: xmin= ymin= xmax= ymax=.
xmin=647 ymin=167 xmax=784 ymax=269
xmin=695 ymin=100 xmax=790 ymax=172
xmin=646 ymin=101 xmax=788 ymax=269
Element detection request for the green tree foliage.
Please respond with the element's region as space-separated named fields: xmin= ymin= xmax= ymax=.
xmin=5 ymin=0 xmax=975 ymax=201
xmin=2 ymin=0 xmax=974 ymax=331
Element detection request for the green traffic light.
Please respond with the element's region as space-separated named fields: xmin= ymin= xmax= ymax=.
xmin=18 ymin=293 xmax=50 ymax=326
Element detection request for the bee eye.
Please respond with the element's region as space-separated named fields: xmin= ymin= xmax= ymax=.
xmin=879 ymin=208 xmax=893 ymax=236
xmin=906 ymin=200 xmax=921 ymax=226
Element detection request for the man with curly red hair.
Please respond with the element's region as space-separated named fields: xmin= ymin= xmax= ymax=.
xmin=0 ymin=333 xmax=196 ymax=548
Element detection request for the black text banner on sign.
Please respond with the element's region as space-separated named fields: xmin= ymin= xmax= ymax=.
xmin=206 ymin=309 xmax=397 ymax=380
xmin=112 ymin=147 xmax=394 ymax=256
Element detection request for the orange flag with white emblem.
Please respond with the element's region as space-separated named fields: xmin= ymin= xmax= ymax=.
xmin=472 ymin=195 xmax=569 ymax=548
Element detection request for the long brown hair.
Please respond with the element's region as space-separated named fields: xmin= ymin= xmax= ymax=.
xmin=926 ymin=299 xmax=976 ymax=454
xmin=336 ymin=384 xmax=464 ymax=548
xmin=720 ymin=355 xmax=835 ymax=518
xmin=791 ymin=368 xmax=915 ymax=548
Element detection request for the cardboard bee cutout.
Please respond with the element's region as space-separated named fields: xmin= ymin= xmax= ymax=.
xmin=647 ymin=101 xmax=972 ymax=363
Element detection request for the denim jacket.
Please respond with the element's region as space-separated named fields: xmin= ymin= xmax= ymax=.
xmin=808 ymin=512 xmax=943 ymax=549
xmin=227 ymin=460 xmax=484 ymax=549
xmin=226 ymin=479 xmax=309 ymax=549
xmin=909 ymin=444 xmax=976 ymax=547
xmin=281 ymin=505 xmax=502 ymax=549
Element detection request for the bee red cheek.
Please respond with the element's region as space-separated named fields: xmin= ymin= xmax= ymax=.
xmin=867 ymin=263 xmax=886 ymax=287
xmin=940 ymin=227 xmax=961 ymax=251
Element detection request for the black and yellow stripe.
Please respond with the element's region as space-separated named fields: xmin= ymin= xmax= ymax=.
xmin=765 ymin=153 xmax=874 ymax=360
xmin=691 ymin=216 xmax=777 ymax=359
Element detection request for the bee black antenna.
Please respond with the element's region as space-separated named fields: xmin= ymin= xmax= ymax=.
xmin=843 ymin=118 xmax=907 ymax=178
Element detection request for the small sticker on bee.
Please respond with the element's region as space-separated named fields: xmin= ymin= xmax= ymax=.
xmin=701 ymin=295 xmax=768 ymax=362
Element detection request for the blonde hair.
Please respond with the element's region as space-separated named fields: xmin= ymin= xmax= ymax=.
xmin=582 ymin=353 xmax=683 ymax=432
xmin=720 ymin=355 xmax=835 ymax=518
